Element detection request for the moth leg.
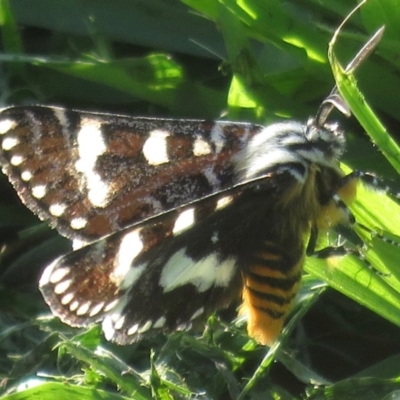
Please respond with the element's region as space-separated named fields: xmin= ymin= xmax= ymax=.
xmin=306 ymin=226 xmax=319 ymax=256
xmin=311 ymin=170 xmax=397 ymax=276
xmin=318 ymin=169 xmax=396 ymax=232
xmin=335 ymin=169 xmax=400 ymax=240
xmin=305 ymin=172 xmax=358 ymax=257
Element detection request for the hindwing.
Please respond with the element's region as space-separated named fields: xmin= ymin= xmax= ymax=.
xmin=38 ymin=166 xmax=303 ymax=344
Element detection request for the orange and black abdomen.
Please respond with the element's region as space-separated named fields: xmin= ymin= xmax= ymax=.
xmin=240 ymin=241 xmax=303 ymax=345
xmin=236 ymin=166 xmax=358 ymax=346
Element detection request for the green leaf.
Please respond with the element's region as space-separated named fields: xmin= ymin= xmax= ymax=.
xmin=0 ymin=382 xmax=134 ymax=400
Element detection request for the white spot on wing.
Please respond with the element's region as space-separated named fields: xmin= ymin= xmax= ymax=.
xmin=102 ymin=318 xmax=115 ymax=341
xmin=49 ymin=203 xmax=67 ymax=217
xmin=193 ymin=135 xmax=212 ymax=156
xmin=190 ymin=307 xmax=204 ymax=321
xmin=102 ymin=296 xmax=128 ymax=339
xmin=21 ymin=170 xmax=33 ymax=181
xmin=103 ymin=299 xmax=119 ymax=312
xmin=160 ymin=251 xmax=237 ymax=293
xmin=75 ymin=118 xmax=110 ymax=207
xmin=69 ymin=301 xmax=80 ymax=311
xmin=138 ymin=320 xmax=152 ymax=333
xmin=49 ymin=267 xmax=70 ymax=283
xmin=31 ymin=184 xmax=47 ymax=199
xmin=72 ymin=239 xmax=86 ymax=250
xmin=70 ymin=217 xmax=87 ymax=230
xmin=61 ymin=293 xmax=74 ymax=305
xmin=114 ymin=315 xmax=126 ymax=330
xmin=2 ymin=136 xmax=19 ymax=150
xmin=39 ymin=259 xmax=57 ymax=286
xmin=153 ymin=316 xmax=166 ymax=329
xmin=89 ymin=302 xmax=105 ymax=317
xmin=0 ymin=119 xmax=16 ymax=134
xmin=173 ymin=208 xmax=195 ymax=235
xmin=54 ymin=279 xmax=72 ymax=294
xmin=76 ymin=301 xmax=91 ymax=316
xmin=127 ymin=323 xmax=139 ymax=336
xmin=142 ymin=129 xmax=170 ymax=165
xmin=112 ymin=229 xmax=145 ymax=289
xmin=10 ymin=154 xmax=24 ymax=166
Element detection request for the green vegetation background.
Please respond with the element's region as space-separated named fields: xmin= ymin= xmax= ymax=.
xmin=1 ymin=0 xmax=400 ymax=399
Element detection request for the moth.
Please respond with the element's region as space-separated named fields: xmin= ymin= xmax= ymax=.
xmin=0 ymin=31 xmax=383 ymax=346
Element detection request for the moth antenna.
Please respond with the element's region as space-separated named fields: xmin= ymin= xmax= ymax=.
xmin=315 ymin=26 xmax=385 ymax=127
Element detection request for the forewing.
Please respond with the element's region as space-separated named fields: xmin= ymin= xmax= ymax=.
xmin=0 ymin=105 xmax=262 ymax=242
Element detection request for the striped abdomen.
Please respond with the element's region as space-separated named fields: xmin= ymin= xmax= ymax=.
xmin=240 ymin=241 xmax=303 ymax=345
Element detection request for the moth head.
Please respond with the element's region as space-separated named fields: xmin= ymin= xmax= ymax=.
xmin=235 ymin=118 xmax=345 ymax=181
xmin=305 ymin=117 xmax=346 ymax=161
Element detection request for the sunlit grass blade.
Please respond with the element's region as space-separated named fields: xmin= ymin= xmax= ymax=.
xmin=328 ymin=29 xmax=400 ymax=174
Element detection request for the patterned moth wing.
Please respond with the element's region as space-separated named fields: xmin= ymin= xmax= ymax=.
xmin=0 ymin=29 xmax=385 ymax=346
xmin=0 ymin=106 xmax=262 ymax=244
xmin=0 ymin=102 xmax=355 ymax=345
xmin=37 ymin=148 xmax=311 ymax=346
xmin=39 ymin=195 xmax=247 ymax=344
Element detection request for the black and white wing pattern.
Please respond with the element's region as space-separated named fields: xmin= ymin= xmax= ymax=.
xmin=0 ymin=106 xmax=261 ymax=243
xmin=0 ymin=105 xmax=347 ymax=345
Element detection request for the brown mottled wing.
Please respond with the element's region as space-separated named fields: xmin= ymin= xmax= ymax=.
xmin=0 ymin=105 xmax=263 ymax=243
